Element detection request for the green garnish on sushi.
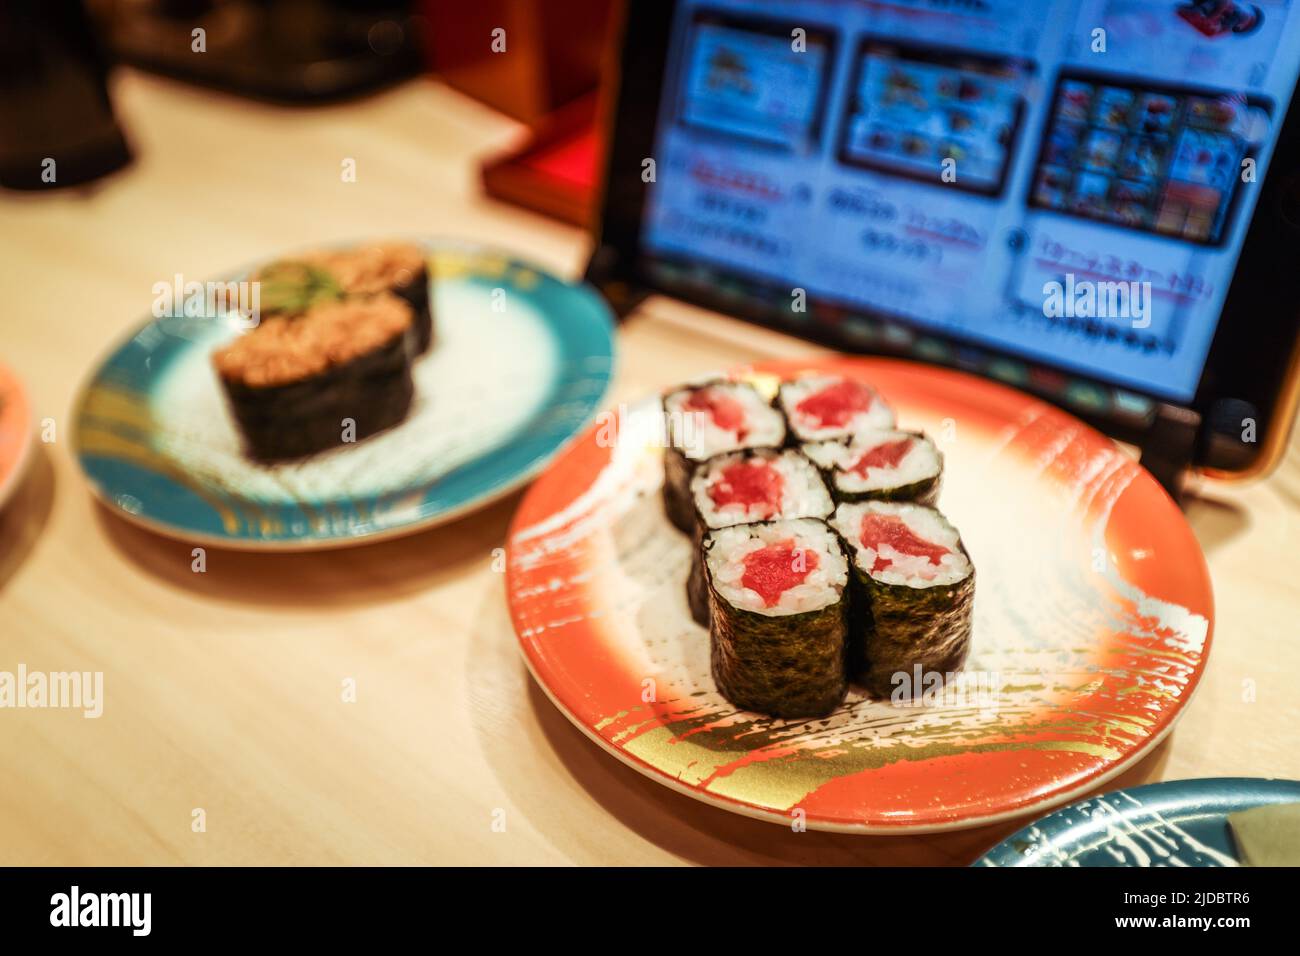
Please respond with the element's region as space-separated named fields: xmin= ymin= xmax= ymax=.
xmin=256 ymin=261 xmax=344 ymax=317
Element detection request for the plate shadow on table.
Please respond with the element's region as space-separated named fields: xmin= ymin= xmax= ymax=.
xmin=466 ymin=586 xmax=1176 ymax=866
xmin=1183 ymin=491 xmax=1250 ymax=555
xmin=91 ymin=488 xmax=525 ymax=609
xmin=0 ymin=444 xmax=55 ymax=594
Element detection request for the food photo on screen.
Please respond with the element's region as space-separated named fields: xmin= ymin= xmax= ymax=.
xmin=0 ymin=0 xmax=1298 ymax=926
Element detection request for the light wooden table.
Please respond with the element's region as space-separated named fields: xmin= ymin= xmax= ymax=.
xmin=2 ymin=71 xmax=1297 ymax=866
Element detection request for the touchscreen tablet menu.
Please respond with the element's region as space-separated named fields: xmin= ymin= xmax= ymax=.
xmin=641 ymin=0 xmax=1300 ymax=404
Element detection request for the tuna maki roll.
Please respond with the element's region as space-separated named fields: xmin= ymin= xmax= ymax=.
xmin=777 ymin=373 xmax=894 ymax=443
xmin=803 ymin=429 xmax=943 ymax=505
xmin=831 ymin=501 xmax=975 ymax=698
xmin=661 ymin=380 xmax=785 ymax=534
xmin=686 ymin=448 xmax=832 ymax=626
xmin=704 ymin=518 xmax=850 ymax=718
xmin=254 ymin=242 xmax=434 ymax=353
xmin=213 ymin=293 xmax=416 ymax=461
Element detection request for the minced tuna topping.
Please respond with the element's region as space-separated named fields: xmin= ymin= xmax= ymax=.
xmin=305 ymin=242 xmax=426 ymax=295
xmin=213 ymin=293 xmax=412 ymax=388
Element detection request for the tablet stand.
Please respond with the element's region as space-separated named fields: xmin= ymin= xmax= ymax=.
xmin=1139 ymin=404 xmax=1201 ymax=507
xmin=586 ymin=247 xmax=648 ymax=319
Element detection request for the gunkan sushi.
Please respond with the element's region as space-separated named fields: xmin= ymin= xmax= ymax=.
xmin=686 ymin=448 xmax=832 ymax=626
xmin=777 ymin=373 xmax=894 ymax=443
xmin=803 ymin=429 xmax=943 ymax=505
xmin=213 ymin=293 xmax=416 ymax=461
xmin=831 ymin=501 xmax=974 ymax=697
xmin=703 ymin=518 xmax=850 ymax=718
xmin=662 ymin=380 xmax=785 ymax=534
xmin=254 ymin=242 xmax=434 ymax=353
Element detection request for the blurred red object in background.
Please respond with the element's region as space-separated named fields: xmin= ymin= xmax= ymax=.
xmin=424 ymin=0 xmax=620 ymax=228
xmin=480 ymin=94 xmax=604 ymax=227
xmin=420 ymin=0 xmax=614 ymax=124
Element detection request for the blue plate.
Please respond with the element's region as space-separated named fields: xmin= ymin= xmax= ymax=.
xmin=73 ymin=241 xmax=615 ymax=549
xmin=976 ymin=777 xmax=1300 ymax=867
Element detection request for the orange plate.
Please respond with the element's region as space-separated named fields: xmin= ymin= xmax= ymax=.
xmin=506 ymin=356 xmax=1213 ymax=833
xmin=0 ymin=362 xmax=33 ymax=511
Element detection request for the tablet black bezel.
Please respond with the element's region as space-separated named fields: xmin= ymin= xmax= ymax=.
xmin=590 ymin=0 xmax=1300 ymax=475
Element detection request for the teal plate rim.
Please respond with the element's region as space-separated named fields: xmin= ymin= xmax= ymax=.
xmin=71 ymin=239 xmax=617 ymax=551
xmin=975 ymin=776 xmax=1300 ymax=867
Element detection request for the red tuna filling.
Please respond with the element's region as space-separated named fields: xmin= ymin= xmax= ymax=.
xmin=859 ymin=513 xmax=947 ymax=574
xmin=683 ymin=387 xmax=748 ymax=439
xmin=795 ymin=378 xmax=874 ymax=430
xmin=741 ymin=539 xmax=819 ymax=607
xmin=708 ymin=461 xmax=785 ymax=518
xmin=848 ymin=438 xmax=912 ymax=477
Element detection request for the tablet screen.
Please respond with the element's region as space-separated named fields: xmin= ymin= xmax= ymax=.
xmin=639 ymin=0 xmax=1300 ymax=404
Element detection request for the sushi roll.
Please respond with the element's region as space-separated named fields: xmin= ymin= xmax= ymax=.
xmin=777 ymin=373 xmax=894 ymax=443
xmin=803 ymin=429 xmax=943 ymax=505
xmin=661 ymin=380 xmax=785 ymax=534
xmin=703 ymin=518 xmax=851 ymax=718
xmin=254 ymin=242 xmax=434 ymax=353
xmin=213 ymin=293 xmax=416 ymax=461
xmin=831 ymin=501 xmax=975 ymax=697
xmin=685 ymin=448 xmax=832 ymax=626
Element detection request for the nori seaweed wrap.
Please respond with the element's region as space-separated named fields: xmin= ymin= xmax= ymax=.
xmin=703 ymin=518 xmax=850 ymax=718
xmin=831 ymin=501 xmax=975 ymax=697
xmin=803 ymin=429 xmax=943 ymax=505
xmin=685 ymin=448 xmax=832 ymax=627
xmin=661 ymin=380 xmax=785 ymax=534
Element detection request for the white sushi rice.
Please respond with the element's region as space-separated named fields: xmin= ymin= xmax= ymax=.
xmin=778 ymin=374 xmax=895 ymax=441
xmin=665 ymin=381 xmax=785 ymax=462
xmin=803 ymin=430 xmax=941 ymax=494
xmin=690 ymin=448 xmax=833 ymax=529
xmin=705 ymin=518 xmax=848 ymax=616
xmin=832 ymin=501 xmax=971 ymax=587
